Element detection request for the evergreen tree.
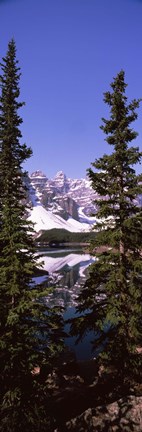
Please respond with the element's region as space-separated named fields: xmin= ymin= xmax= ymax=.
xmin=0 ymin=40 xmax=63 ymax=431
xmin=71 ymin=71 xmax=142 ymax=377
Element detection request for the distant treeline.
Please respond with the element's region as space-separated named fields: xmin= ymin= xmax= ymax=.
xmin=37 ymin=228 xmax=96 ymax=245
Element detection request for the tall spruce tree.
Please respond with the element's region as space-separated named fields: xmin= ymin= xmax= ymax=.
xmin=71 ymin=71 xmax=142 ymax=377
xmin=0 ymin=40 xmax=63 ymax=431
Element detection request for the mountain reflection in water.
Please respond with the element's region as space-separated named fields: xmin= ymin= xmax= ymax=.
xmin=35 ymin=249 xmax=97 ymax=360
xmin=37 ymin=249 xmax=95 ymax=309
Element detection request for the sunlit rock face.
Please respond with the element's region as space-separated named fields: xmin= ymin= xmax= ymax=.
xmin=55 ymin=196 xmax=79 ymax=221
xmin=28 ymin=170 xmax=142 ymax=232
xmin=28 ymin=170 xmax=97 ymax=227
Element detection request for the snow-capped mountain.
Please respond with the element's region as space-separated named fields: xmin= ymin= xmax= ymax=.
xmin=27 ymin=170 xmax=142 ymax=234
xmin=30 ymin=170 xmax=97 ymax=215
xmin=28 ymin=170 xmax=97 ymax=233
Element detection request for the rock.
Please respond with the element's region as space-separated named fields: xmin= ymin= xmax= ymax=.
xmin=56 ymin=396 xmax=142 ymax=431
xmin=29 ymin=170 xmax=97 ymax=226
xmin=55 ymin=196 xmax=79 ymax=221
xmin=65 ymin=408 xmax=93 ymax=431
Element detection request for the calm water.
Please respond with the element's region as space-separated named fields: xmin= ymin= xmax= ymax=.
xmin=35 ymin=248 xmax=97 ymax=360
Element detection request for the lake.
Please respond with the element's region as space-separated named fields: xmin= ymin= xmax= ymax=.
xmin=35 ymin=248 xmax=97 ymax=361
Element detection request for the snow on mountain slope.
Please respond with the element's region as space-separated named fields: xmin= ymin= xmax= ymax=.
xmin=28 ymin=170 xmax=142 ymax=234
xmin=28 ymin=204 xmax=90 ymax=232
xmin=28 ymin=173 xmax=94 ymax=232
xmin=29 ymin=170 xmax=96 ymax=216
xmin=78 ymin=206 xmax=97 ymax=225
xmin=28 ymin=183 xmax=91 ymax=232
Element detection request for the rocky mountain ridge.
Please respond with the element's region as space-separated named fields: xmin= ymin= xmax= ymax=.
xmin=28 ymin=170 xmax=97 ymax=232
xmin=28 ymin=170 xmax=142 ymax=233
xmin=30 ymin=170 xmax=97 ymax=217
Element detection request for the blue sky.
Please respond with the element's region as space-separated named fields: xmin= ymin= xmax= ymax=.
xmin=0 ymin=0 xmax=142 ymax=178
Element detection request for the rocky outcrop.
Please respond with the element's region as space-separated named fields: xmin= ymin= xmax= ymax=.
xmin=60 ymin=396 xmax=142 ymax=431
xmin=28 ymin=170 xmax=142 ymax=230
xmin=55 ymin=196 xmax=79 ymax=220
xmin=30 ymin=170 xmax=48 ymax=190
xmin=29 ymin=170 xmax=96 ymax=223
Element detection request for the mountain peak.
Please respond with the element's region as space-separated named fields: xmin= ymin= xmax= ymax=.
xmin=54 ymin=171 xmax=67 ymax=179
xmin=30 ymin=170 xmax=47 ymax=179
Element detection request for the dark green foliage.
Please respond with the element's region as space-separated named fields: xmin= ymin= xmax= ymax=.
xmin=0 ymin=40 xmax=64 ymax=431
xmin=71 ymin=71 xmax=142 ymax=376
xmin=37 ymin=228 xmax=96 ymax=244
